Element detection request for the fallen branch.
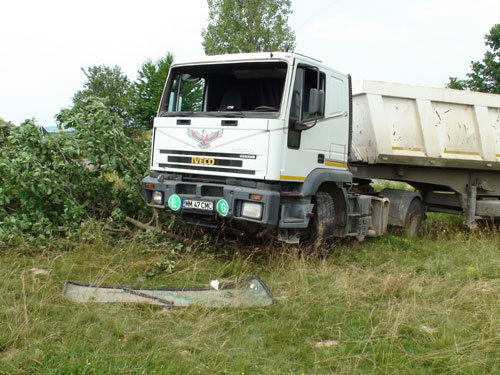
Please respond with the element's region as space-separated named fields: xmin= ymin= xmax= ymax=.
xmin=125 ymin=216 xmax=160 ymax=233
xmin=125 ymin=216 xmax=195 ymax=245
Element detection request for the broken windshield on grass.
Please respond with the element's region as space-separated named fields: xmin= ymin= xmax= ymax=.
xmin=159 ymin=61 xmax=288 ymax=118
xmin=62 ymin=276 xmax=276 ymax=308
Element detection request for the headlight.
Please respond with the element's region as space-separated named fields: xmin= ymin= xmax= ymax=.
xmin=152 ymin=191 xmax=164 ymax=205
xmin=241 ymin=201 xmax=263 ymax=220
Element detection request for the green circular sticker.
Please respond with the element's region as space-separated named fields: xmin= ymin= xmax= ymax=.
xmin=216 ymin=199 xmax=229 ymax=216
xmin=168 ymin=194 xmax=181 ymax=211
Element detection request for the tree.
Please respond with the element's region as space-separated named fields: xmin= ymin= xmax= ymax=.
xmin=128 ymin=53 xmax=174 ymax=129
xmin=202 ymin=0 xmax=296 ymax=55
xmin=0 ymin=117 xmax=15 ymax=147
xmin=72 ymin=65 xmax=132 ymax=123
xmin=0 ymin=117 xmax=15 ymax=127
xmin=447 ymin=24 xmax=500 ymax=94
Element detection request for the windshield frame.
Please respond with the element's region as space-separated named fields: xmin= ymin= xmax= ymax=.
xmin=157 ymin=59 xmax=291 ymax=119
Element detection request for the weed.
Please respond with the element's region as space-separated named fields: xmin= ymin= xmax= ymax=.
xmin=147 ymin=255 xmax=178 ymax=277
xmin=371 ymin=179 xmax=415 ymax=192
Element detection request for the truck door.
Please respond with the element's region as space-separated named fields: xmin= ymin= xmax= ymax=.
xmin=280 ymin=63 xmax=350 ymax=182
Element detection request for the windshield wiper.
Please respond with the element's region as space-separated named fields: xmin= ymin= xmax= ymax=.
xmin=219 ymin=112 xmax=245 ymax=118
xmin=205 ymin=111 xmax=246 ymax=118
xmin=174 ymin=112 xmax=196 ymax=117
xmin=252 ymin=106 xmax=279 ymax=112
xmin=159 ymin=111 xmax=245 ymax=118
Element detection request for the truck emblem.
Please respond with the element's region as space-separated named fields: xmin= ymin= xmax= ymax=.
xmin=187 ymin=129 xmax=224 ymax=149
xmin=191 ymin=157 xmax=215 ymax=165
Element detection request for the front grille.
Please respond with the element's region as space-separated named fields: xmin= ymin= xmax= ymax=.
xmin=160 ymin=149 xmax=256 ymax=160
xmin=158 ymin=149 xmax=257 ymax=176
xmin=159 ymin=163 xmax=255 ymax=175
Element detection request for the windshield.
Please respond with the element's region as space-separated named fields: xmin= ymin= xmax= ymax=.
xmin=158 ymin=61 xmax=288 ymax=118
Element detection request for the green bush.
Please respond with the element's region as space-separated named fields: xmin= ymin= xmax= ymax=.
xmin=0 ymin=97 xmax=150 ymax=245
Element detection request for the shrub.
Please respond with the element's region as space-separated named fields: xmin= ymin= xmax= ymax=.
xmin=0 ymin=97 xmax=151 ymax=245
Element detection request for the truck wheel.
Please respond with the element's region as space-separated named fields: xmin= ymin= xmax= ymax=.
xmin=405 ymin=199 xmax=423 ymax=237
xmin=309 ymin=191 xmax=335 ymax=250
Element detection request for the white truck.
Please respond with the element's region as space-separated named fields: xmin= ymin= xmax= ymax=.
xmin=142 ymin=52 xmax=500 ymax=243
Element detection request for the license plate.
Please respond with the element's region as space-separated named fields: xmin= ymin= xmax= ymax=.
xmin=182 ymin=199 xmax=213 ymax=211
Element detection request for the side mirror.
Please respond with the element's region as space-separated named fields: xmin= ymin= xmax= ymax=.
xmin=308 ymin=88 xmax=324 ymax=116
xmin=293 ymin=120 xmax=314 ymax=131
xmin=292 ymin=88 xmax=324 ymax=131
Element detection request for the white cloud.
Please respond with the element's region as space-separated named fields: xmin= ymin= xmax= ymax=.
xmin=307 ymin=17 xmax=410 ymax=42
xmin=405 ymin=0 xmax=500 ymax=28
xmin=291 ymin=0 xmax=500 ymax=88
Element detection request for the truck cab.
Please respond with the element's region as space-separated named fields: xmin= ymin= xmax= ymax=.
xmin=142 ymin=52 xmax=380 ymax=242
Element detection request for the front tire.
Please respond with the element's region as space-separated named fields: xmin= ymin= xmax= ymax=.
xmin=309 ymin=191 xmax=335 ymax=250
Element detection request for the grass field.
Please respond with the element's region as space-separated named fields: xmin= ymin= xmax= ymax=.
xmin=1 ymin=214 xmax=500 ymax=374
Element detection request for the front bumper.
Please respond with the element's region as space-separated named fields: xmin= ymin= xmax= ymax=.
xmin=142 ymin=174 xmax=281 ymax=226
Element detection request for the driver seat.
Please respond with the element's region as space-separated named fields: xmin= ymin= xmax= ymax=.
xmin=219 ymin=87 xmax=242 ymax=110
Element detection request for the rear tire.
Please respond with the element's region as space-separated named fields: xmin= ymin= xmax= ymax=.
xmin=405 ymin=199 xmax=424 ymax=237
xmin=309 ymin=192 xmax=335 ymax=252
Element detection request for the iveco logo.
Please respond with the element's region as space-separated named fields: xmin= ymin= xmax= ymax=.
xmin=191 ymin=157 xmax=215 ymax=165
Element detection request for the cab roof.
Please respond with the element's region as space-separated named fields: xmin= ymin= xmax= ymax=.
xmin=172 ymin=52 xmax=322 ymax=68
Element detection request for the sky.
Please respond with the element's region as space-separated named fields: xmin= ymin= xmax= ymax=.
xmin=1 ymin=0 xmax=499 ymax=126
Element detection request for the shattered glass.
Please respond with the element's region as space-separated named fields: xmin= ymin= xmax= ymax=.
xmin=62 ymin=277 xmax=275 ymax=308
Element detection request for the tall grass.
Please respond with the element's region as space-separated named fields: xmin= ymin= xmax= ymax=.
xmin=371 ymin=179 xmax=415 ymax=192
xmin=1 ymin=218 xmax=500 ymax=374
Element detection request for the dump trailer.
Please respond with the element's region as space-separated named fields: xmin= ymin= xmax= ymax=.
xmin=350 ymin=80 xmax=500 ymax=229
xmin=142 ymin=52 xmax=500 ymax=243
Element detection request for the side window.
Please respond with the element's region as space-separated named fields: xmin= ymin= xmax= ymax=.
xmin=287 ymin=66 xmax=326 ymax=148
xmin=179 ymin=77 xmax=205 ymax=112
xmin=167 ymin=74 xmax=205 ymax=112
xmin=290 ymin=68 xmax=303 ymax=119
xmin=167 ymin=75 xmax=180 ymax=112
xmin=288 ymin=67 xmax=304 ymax=148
